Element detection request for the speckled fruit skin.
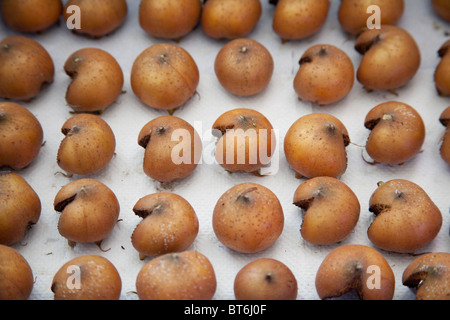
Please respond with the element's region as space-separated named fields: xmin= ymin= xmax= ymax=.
xmin=0 ymin=0 xmax=62 ymax=33
xmin=201 ymin=0 xmax=262 ymax=39
xmin=368 ymin=179 xmax=442 ymax=253
xmin=294 ymin=44 xmax=354 ymax=106
xmin=0 ymin=36 xmax=54 ymax=102
xmin=138 ymin=115 xmax=202 ymax=183
xmin=293 ymin=176 xmax=360 ymax=245
xmin=234 ymin=258 xmax=298 ymax=300
xmin=0 ymin=244 xmax=34 ymax=300
xmin=131 ymin=192 xmax=199 ymax=259
xmin=212 ymin=108 xmax=275 ymax=174
xmin=355 ymin=25 xmax=421 ymax=92
xmin=338 ymin=0 xmax=404 ymax=36
xmin=63 ymin=0 xmax=128 ymax=38
xmin=364 ymin=101 xmax=425 ymax=165
xmin=64 ymin=48 xmax=124 ymax=113
xmin=136 ymin=251 xmax=217 ymax=300
xmin=212 ymin=183 xmax=284 ymax=253
xmin=214 ymin=38 xmax=274 ymax=97
xmin=284 ymin=113 xmax=350 ymax=179
xmin=402 ymin=252 xmax=450 ymax=300
xmin=51 ymin=255 xmax=122 ymax=300
xmin=0 ymin=102 xmax=43 ymax=170
xmin=131 ymin=43 xmax=199 ymax=111
xmin=315 ymin=244 xmax=395 ymax=300
xmin=53 ymin=179 xmax=120 ymax=247
xmin=139 ymin=0 xmax=201 ymax=40
xmin=272 ymin=0 xmax=330 ymax=42
xmin=56 ymin=114 xmax=116 ymax=176
xmin=0 ymin=172 xmax=41 ymax=246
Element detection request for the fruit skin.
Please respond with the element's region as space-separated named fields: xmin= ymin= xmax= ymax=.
xmin=435 ymin=40 xmax=450 ymax=97
xmin=0 ymin=36 xmax=54 ymax=101
xmin=212 ymin=108 xmax=275 ymax=173
xmin=56 ymin=114 xmax=116 ymax=176
xmin=0 ymin=102 xmax=44 ymax=170
xmin=201 ymin=0 xmax=262 ymax=39
xmin=0 ymin=173 xmax=41 ymax=246
xmin=53 ymin=178 xmax=120 ymax=247
xmin=131 ymin=43 xmax=199 ymax=111
xmin=355 ymin=25 xmax=421 ymax=92
xmin=364 ymin=101 xmax=426 ymax=165
xmin=294 ymin=44 xmax=354 ymax=106
xmin=272 ymin=0 xmax=330 ymax=42
xmin=0 ymin=244 xmax=34 ymax=300
xmin=212 ymin=182 xmax=284 ymax=253
xmin=131 ymin=192 xmax=199 ymax=259
xmin=439 ymin=107 xmax=450 ymax=165
xmin=284 ymin=113 xmax=350 ymax=179
xmin=0 ymin=0 xmax=62 ymax=33
xmin=64 ymin=48 xmax=124 ymax=113
xmin=136 ymin=251 xmax=217 ymax=300
xmin=63 ymin=0 xmax=128 ymax=38
xmin=293 ymin=176 xmax=360 ymax=245
xmin=214 ymin=38 xmax=274 ymax=97
xmin=338 ymin=0 xmax=404 ymax=36
xmin=138 ymin=116 xmax=202 ymax=183
xmin=139 ymin=0 xmax=201 ymax=40
xmin=402 ymin=252 xmax=450 ymax=300
xmin=431 ymin=0 xmax=450 ymax=21
xmin=368 ymin=179 xmax=442 ymax=254
xmin=315 ymin=244 xmax=395 ymax=300
xmin=51 ymin=255 xmax=122 ymax=300
xmin=234 ymin=258 xmax=298 ymax=300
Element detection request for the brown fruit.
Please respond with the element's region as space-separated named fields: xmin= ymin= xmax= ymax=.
xmin=53 ymin=178 xmax=120 ymax=248
xmin=214 ymin=38 xmax=274 ymax=97
xmin=0 ymin=102 xmax=43 ymax=170
xmin=364 ymin=101 xmax=425 ymax=165
xmin=402 ymin=252 xmax=450 ymax=300
xmin=212 ymin=183 xmax=284 ymax=253
xmin=435 ymin=40 xmax=450 ymax=97
xmin=51 ymin=255 xmax=122 ymax=300
xmin=0 ymin=173 xmax=41 ymax=246
xmin=57 ymin=114 xmax=116 ymax=176
xmin=139 ymin=0 xmax=201 ymax=40
xmin=293 ymin=176 xmax=360 ymax=245
xmin=212 ymin=108 xmax=275 ymax=173
xmin=315 ymin=244 xmax=395 ymax=300
xmin=64 ymin=48 xmax=124 ymax=113
xmin=368 ymin=179 xmax=442 ymax=253
xmin=138 ymin=116 xmax=202 ymax=183
xmin=63 ymin=0 xmax=128 ymax=38
xmin=131 ymin=43 xmax=199 ymax=111
xmin=0 ymin=0 xmax=62 ymax=33
xmin=294 ymin=44 xmax=355 ymax=106
xmin=0 ymin=36 xmax=54 ymax=101
xmin=0 ymin=244 xmax=34 ymax=300
xmin=234 ymin=258 xmax=298 ymax=300
xmin=201 ymin=0 xmax=262 ymax=39
xmin=355 ymin=25 xmax=421 ymax=91
xmin=338 ymin=0 xmax=404 ymax=36
xmin=431 ymin=0 xmax=450 ymax=21
xmin=131 ymin=192 xmax=199 ymax=260
xmin=284 ymin=113 xmax=350 ymax=179
xmin=272 ymin=0 xmax=330 ymax=42
xmin=439 ymin=107 xmax=450 ymax=165
xmin=136 ymin=251 xmax=217 ymax=300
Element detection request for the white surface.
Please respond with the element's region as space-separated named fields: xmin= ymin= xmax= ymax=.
xmin=1 ymin=0 xmax=449 ymax=300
